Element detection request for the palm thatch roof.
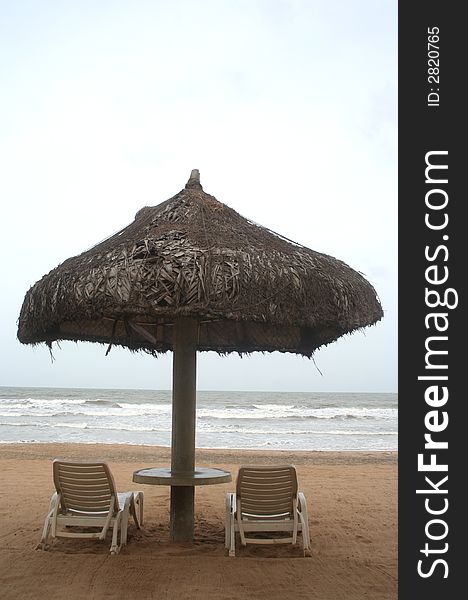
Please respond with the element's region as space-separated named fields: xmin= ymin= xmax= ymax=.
xmin=17 ymin=170 xmax=383 ymax=357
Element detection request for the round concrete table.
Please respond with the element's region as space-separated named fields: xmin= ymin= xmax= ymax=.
xmin=133 ymin=467 xmax=231 ymax=540
xmin=133 ymin=466 xmax=231 ymax=486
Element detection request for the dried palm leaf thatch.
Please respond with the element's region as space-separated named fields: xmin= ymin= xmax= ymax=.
xmin=17 ymin=170 xmax=383 ymax=357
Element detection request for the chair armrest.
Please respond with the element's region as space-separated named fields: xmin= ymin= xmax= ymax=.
xmin=297 ymin=492 xmax=308 ymax=514
xmin=47 ymin=492 xmax=59 ymax=515
xmin=297 ymin=492 xmax=311 ymax=555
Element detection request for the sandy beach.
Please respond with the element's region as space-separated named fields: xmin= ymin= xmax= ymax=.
xmin=0 ymin=443 xmax=397 ymax=599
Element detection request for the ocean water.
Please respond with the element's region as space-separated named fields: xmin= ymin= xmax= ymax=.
xmin=0 ymin=387 xmax=397 ymax=451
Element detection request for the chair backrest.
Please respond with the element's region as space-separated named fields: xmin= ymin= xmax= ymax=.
xmin=236 ymin=465 xmax=298 ymax=519
xmin=53 ymin=460 xmax=119 ymax=514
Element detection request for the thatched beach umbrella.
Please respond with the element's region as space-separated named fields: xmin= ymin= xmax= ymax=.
xmin=18 ymin=169 xmax=383 ymax=540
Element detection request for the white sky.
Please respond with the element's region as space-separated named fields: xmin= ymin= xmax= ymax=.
xmin=0 ymin=0 xmax=397 ymax=392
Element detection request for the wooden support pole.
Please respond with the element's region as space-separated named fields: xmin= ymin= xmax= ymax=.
xmin=170 ymin=317 xmax=198 ymax=541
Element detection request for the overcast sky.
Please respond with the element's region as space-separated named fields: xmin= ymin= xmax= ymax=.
xmin=0 ymin=0 xmax=397 ymax=393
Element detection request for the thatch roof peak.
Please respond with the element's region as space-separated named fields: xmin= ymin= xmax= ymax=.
xmin=17 ymin=174 xmax=383 ymax=357
xmin=184 ymin=169 xmax=202 ymax=191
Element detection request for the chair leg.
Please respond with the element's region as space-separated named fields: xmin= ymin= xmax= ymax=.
xmin=133 ymin=491 xmax=143 ymax=528
xmin=225 ymin=494 xmax=231 ymax=550
xmin=37 ymin=515 xmax=52 ymax=550
xmin=121 ymin=494 xmax=134 ymax=548
xmin=130 ymin=492 xmax=143 ymax=529
xmin=226 ymin=493 xmax=236 ymax=557
xmin=229 ymin=512 xmax=236 ymax=557
xmin=37 ymin=493 xmax=59 ymax=550
xmin=110 ymin=513 xmax=122 ymax=555
xmin=121 ymin=514 xmax=129 ymax=547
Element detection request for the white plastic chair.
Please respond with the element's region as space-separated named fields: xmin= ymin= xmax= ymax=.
xmin=225 ymin=465 xmax=311 ymax=557
xmin=38 ymin=460 xmax=144 ymax=554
